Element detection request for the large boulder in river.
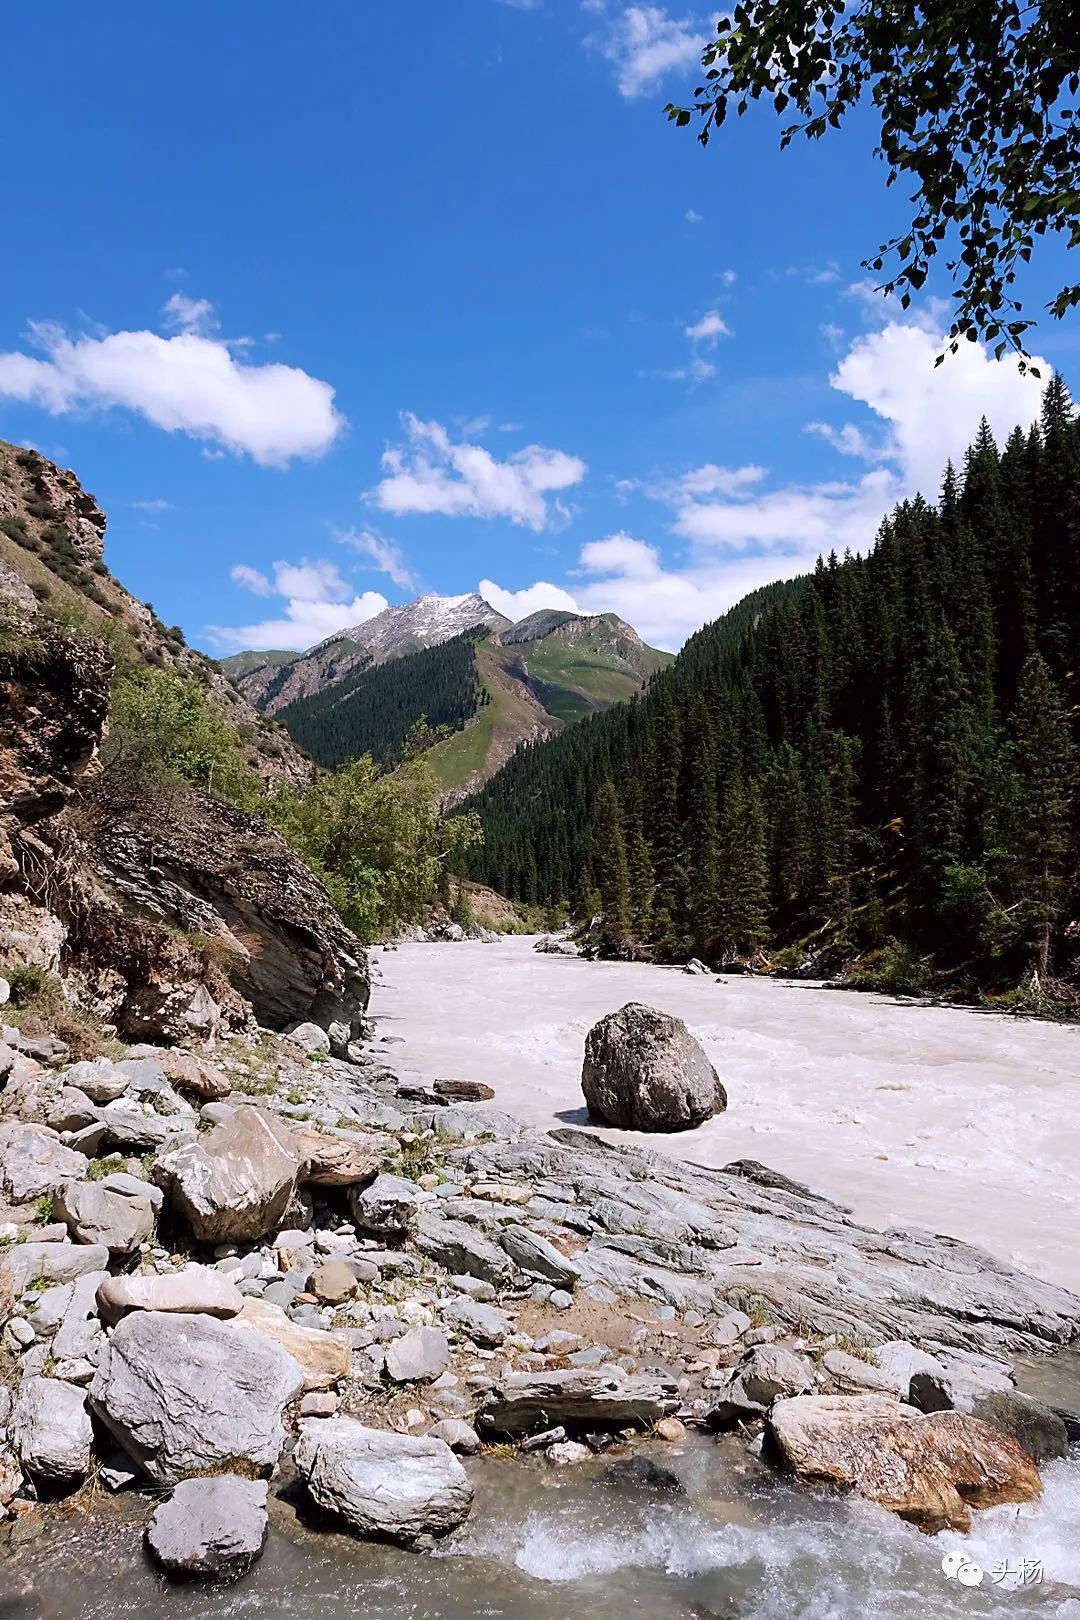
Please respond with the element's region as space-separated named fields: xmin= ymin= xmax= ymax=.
xmin=11 ymin=1376 xmax=92 ymax=1490
xmin=294 ymin=1416 xmax=473 ymax=1544
xmin=766 ymin=1393 xmax=1042 ymax=1532
xmin=146 ymin=1476 xmax=268 ymax=1580
xmin=89 ymin=1309 xmax=304 ymax=1482
xmin=154 ymin=1106 xmax=300 ymax=1243
xmin=581 ymin=1003 xmax=726 ymax=1132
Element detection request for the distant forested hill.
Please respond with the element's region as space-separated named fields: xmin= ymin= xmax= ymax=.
xmin=465 ymin=382 xmax=1079 ymax=1000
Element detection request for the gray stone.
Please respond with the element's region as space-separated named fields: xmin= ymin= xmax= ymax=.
xmin=286 ymin=1021 xmax=330 ymax=1056
xmin=311 ymin=1259 xmax=357 ymax=1305
xmin=385 ymin=1326 xmax=451 ymax=1385
xmin=89 ymin=1309 xmax=304 ymax=1482
xmin=154 ymin=1107 xmax=300 ymax=1244
xmin=64 ymin=1060 xmax=129 ymax=1105
xmin=427 ymin=1418 xmax=480 ymax=1454
xmin=414 ymin=1214 xmax=516 ymax=1288
xmin=499 ymin=1225 xmax=579 ymax=1287
xmin=98 ymin=1172 xmax=164 ymax=1213
xmin=146 ymin=1475 xmax=268 ymax=1580
xmin=737 ymin=1345 xmax=817 ymax=1406
xmin=349 ymin=1173 xmax=419 ymax=1237
xmin=478 ymin=1367 xmax=679 ymax=1433
xmin=98 ymin=1101 xmax=187 ymax=1152
xmin=872 ymin=1340 xmax=948 ymax=1399
xmin=294 ymin=1417 xmax=473 ymax=1543
xmin=47 ymin=1088 xmax=101 ymax=1135
xmin=441 ymin=1297 xmax=510 ymax=1348
xmin=448 ymin=1274 xmax=497 ymax=1302
xmin=0 ymin=1122 xmax=87 ymax=1205
xmin=54 ymin=1179 xmax=155 ymax=1255
xmin=581 ymin=1003 xmax=727 ymax=1132
xmin=970 ymin=1389 xmax=1068 ymax=1463
xmin=821 ymin=1348 xmax=902 ymax=1396
xmin=12 ymin=1376 xmax=91 ymax=1488
xmin=0 ymin=1241 xmax=110 ymax=1294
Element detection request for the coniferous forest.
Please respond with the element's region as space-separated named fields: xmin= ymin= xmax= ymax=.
xmin=277 ymin=627 xmax=487 ymax=771
xmin=465 ymin=384 xmax=1079 ymax=1001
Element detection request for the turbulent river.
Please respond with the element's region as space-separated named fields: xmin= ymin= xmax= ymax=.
xmin=12 ymin=939 xmax=1080 ymax=1620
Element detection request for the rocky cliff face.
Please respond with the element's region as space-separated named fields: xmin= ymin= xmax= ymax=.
xmin=0 ymin=579 xmax=368 ymax=1050
xmin=0 ymin=441 xmax=312 ymax=790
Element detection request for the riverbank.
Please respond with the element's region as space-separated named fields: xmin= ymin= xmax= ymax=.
xmin=373 ymin=936 xmax=1080 ymax=1292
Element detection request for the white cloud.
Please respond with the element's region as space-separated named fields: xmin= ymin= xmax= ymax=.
xmin=0 ymin=313 xmax=344 ymax=467
xmin=370 ymin=413 xmax=586 ymax=530
xmin=337 ymin=527 xmax=417 ymax=590
xmin=685 ymin=209 xmax=703 ymax=224
xmin=162 ymin=292 xmax=218 ymax=336
xmin=230 ymin=563 xmax=272 ymax=596
xmin=130 ymin=497 xmax=174 ymax=513
xmin=211 ymin=557 xmax=388 ymax=651
xmin=478 ymin=578 xmax=581 ymax=621
xmin=482 ymin=312 xmax=1050 ymax=650
xmin=659 ymin=355 xmax=716 ymax=383
xmin=588 ymin=5 xmax=705 ymax=98
xmin=720 ymin=268 xmax=737 ymax=286
xmin=685 ymin=309 xmax=730 ymax=345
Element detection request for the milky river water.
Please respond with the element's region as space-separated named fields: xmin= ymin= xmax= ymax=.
xmin=374 ymin=936 xmax=1080 ymax=1292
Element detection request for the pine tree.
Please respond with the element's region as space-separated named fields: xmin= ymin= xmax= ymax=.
xmin=1001 ymin=654 xmax=1076 ymax=979
xmin=593 ymin=779 xmax=631 ymax=945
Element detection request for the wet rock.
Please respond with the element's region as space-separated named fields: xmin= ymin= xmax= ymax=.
xmin=970 ymin=1389 xmax=1068 ymax=1464
xmin=478 ymin=1367 xmax=679 ymax=1434
xmin=433 ymin=1080 xmax=495 ymax=1103
xmin=234 ymin=1298 xmax=349 ymax=1391
xmin=385 ymin=1326 xmax=450 ymax=1385
xmin=0 ymin=1122 xmax=87 ymax=1205
xmin=89 ymin=1309 xmax=304 ymax=1482
xmin=146 ymin=1475 xmax=268 ymax=1580
xmin=350 ymin=1173 xmax=419 ymax=1237
xmin=547 ymin=1440 xmax=591 ymax=1465
xmin=294 ymin=1417 xmax=473 ymax=1544
xmin=603 ymin=1455 xmax=685 ymax=1494
xmin=154 ymin=1106 xmax=300 ymax=1243
xmin=499 ymin=1225 xmax=579 ymax=1287
xmin=766 ymin=1393 xmax=1043 ymax=1532
xmin=96 ymin=1265 xmax=244 ymax=1324
xmin=581 ymin=1003 xmax=727 ymax=1132
xmin=54 ymin=1179 xmax=155 ymax=1255
xmin=441 ymin=1297 xmax=510 ymax=1348
xmin=11 ymin=1377 xmax=91 ymax=1489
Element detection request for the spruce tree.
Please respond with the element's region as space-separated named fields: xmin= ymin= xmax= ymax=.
xmin=1002 ymin=654 xmax=1076 ymax=979
xmin=593 ymin=779 xmax=631 ymax=945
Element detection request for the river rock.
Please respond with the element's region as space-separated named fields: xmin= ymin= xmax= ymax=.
xmin=157 ymin=1051 xmax=232 ymax=1103
xmin=499 ymin=1225 xmax=579 ymax=1287
xmin=64 ymin=1060 xmax=130 ymax=1105
xmin=433 ymin=1080 xmax=496 ymax=1103
xmin=969 ymin=1389 xmax=1069 ymax=1463
xmin=154 ymin=1106 xmax=300 ymax=1243
xmin=89 ymin=1309 xmax=304 ymax=1481
xmin=286 ymin=1021 xmax=330 ymax=1056
xmin=235 ymin=1298 xmax=349 ymax=1391
xmin=350 ymin=1173 xmax=419 ymax=1237
xmin=580 ymin=1003 xmax=727 ymax=1132
xmin=96 ymin=1265 xmax=245 ymax=1324
xmin=385 ymin=1325 xmax=450 ymax=1384
xmin=311 ymin=1259 xmax=357 ymax=1305
xmin=291 ymin=1124 xmax=382 ymax=1188
xmin=0 ymin=1241 xmax=110 ymax=1294
xmin=414 ymin=1213 xmax=516 ymax=1287
xmin=11 ymin=1376 xmax=92 ymax=1489
xmin=54 ymin=1179 xmax=156 ymax=1255
xmin=736 ymin=1345 xmax=817 ymax=1406
xmin=294 ymin=1417 xmax=473 ymax=1544
xmin=441 ymin=1297 xmax=510 ymax=1348
xmin=426 ymin=1419 xmax=480 ymax=1454
xmin=766 ymin=1393 xmax=1042 ymax=1532
xmin=0 ymin=1122 xmax=87 ymax=1205
xmin=821 ymin=1348 xmax=902 ymax=1396
xmin=146 ymin=1476 xmax=268 ymax=1580
xmin=478 ymin=1367 xmax=680 ymax=1434
xmin=603 ymin=1455 xmax=685 ymax=1493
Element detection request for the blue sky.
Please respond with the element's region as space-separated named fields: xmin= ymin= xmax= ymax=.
xmin=0 ymin=1 xmax=1074 ymax=652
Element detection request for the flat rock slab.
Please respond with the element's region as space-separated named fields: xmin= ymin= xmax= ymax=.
xmin=767 ymin=1393 xmax=1043 ymax=1532
xmin=1 ymin=1242 xmax=110 ymax=1295
xmin=146 ymin=1475 xmax=268 ymax=1580
xmin=478 ymin=1367 xmax=680 ymax=1434
xmin=90 ymin=1309 xmax=304 ymax=1482
xmin=96 ymin=1266 xmax=244 ymax=1324
xmin=294 ymin=1417 xmax=473 ymax=1544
